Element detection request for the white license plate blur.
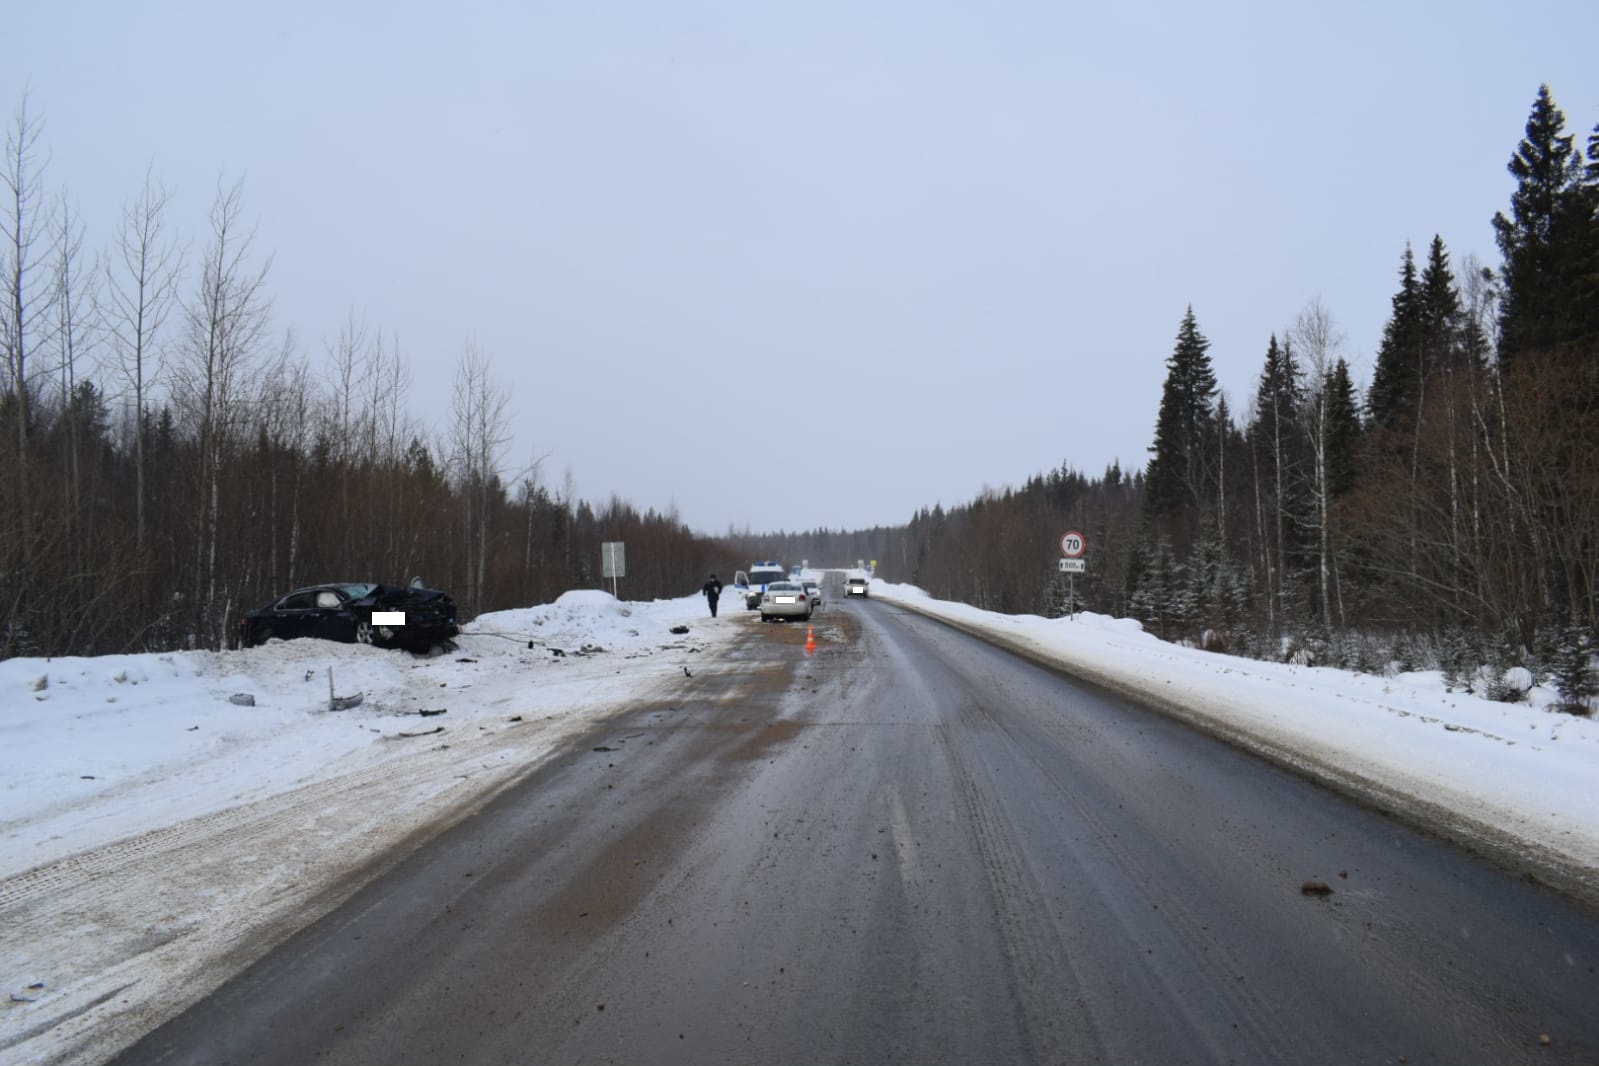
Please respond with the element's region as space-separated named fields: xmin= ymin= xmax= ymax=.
xmin=774 ymin=596 xmax=799 ymax=604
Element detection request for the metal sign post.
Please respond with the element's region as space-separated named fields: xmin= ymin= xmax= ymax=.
xmin=601 ymin=541 xmax=626 ymax=598
xmin=1059 ymin=531 xmax=1087 ymax=620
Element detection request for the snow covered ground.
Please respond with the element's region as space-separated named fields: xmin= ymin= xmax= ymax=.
xmin=3 ymin=579 xmax=1598 ymax=1064
xmin=2 ymin=590 xmax=735 ymax=1064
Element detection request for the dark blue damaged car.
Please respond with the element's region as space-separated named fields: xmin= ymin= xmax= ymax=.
xmin=239 ymin=581 xmax=460 ymax=651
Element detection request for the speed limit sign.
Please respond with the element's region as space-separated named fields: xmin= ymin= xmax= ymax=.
xmin=1060 ymin=531 xmax=1086 ymax=558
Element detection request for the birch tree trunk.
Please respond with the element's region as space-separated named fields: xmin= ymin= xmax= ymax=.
xmin=2 ymin=96 xmax=49 ymax=590
xmin=1292 ymin=299 xmax=1342 ymax=628
xmin=178 ymin=179 xmax=272 ymax=647
xmin=106 ymin=169 xmax=180 ymax=557
xmin=449 ymin=342 xmax=510 ymax=617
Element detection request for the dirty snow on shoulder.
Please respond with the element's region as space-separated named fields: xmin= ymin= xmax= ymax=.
xmin=2 ymin=590 xmax=728 ymax=1064
xmin=2 ymin=590 xmax=720 ymax=879
xmin=4 ymin=580 xmax=1599 ymax=1064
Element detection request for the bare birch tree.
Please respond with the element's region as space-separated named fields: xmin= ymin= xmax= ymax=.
xmin=50 ymin=192 xmax=95 ymax=557
xmin=105 ymin=166 xmax=181 ymax=554
xmin=448 ymin=341 xmax=511 ymax=615
xmin=1291 ymin=298 xmax=1343 ymax=627
xmin=1 ymin=95 xmax=52 ymax=593
xmin=367 ymin=332 xmax=415 ymax=572
xmin=175 ymin=178 xmax=273 ymax=647
xmin=1249 ymin=335 xmax=1301 ymax=636
xmin=324 ymin=310 xmax=377 ymax=564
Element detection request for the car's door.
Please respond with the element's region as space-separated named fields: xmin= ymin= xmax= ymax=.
xmin=272 ymin=589 xmax=321 ymax=639
xmin=308 ymin=588 xmax=357 ymax=641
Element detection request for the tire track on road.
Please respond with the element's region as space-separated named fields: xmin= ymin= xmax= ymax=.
xmin=936 ymin=716 xmax=1110 ymax=1063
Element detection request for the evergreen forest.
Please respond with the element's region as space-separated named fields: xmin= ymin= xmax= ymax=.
xmin=3 ymin=86 xmax=1596 ymax=707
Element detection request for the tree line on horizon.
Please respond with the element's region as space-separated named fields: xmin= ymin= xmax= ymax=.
xmin=0 ymin=95 xmax=732 ymax=658
xmin=3 ymin=86 xmax=1596 ymax=706
xmin=815 ymin=84 xmax=1595 ymax=708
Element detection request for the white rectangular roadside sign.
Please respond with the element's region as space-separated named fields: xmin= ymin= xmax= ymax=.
xmin=1059 ymin=558 xmax=1086 ymax=573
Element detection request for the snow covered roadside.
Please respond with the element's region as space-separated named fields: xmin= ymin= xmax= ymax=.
xmin=1 ymin=591 xmax=732 ymax=1066
xmin=5 ymin=576 xmax=1599 ymax=1063
xmin=870 ymin=579 xmax=1599 ymax=899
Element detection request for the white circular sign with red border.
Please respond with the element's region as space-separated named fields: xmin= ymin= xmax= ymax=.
xmin=1060 ymin=531 xmax=1086 ymax=558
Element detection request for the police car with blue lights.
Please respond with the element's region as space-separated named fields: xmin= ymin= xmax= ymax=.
xmin=735 ymin=562 xmax=789 ymax=610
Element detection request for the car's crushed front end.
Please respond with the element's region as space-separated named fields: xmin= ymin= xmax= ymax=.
xmin=356 ymin=584 xmax=461 ymax=647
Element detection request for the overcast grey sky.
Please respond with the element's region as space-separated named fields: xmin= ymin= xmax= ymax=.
xmin=10 ymin=1 xmax=1598 ymax=535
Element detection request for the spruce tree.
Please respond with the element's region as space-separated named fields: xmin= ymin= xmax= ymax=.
xmin=1322 ymin=357 xmax=1361 ymax=498
xmin=1552 ymin=624 xmax=1597 ymax=715
xmin=1253 ymin=334 xmax=1302 ymax=447
xmin=1145 ymin=307 xmax=1218 ymax=524
xmin=1440 ymin=629 xmax=1476 ymax=693
xmin=1491 ymin=85 xmax=1587 ymax=367
xmin=1368 ymin=244 xmax=1422 ymax=428
xmin=1577 ymin=121 xmax=1599 ymax=350
xmin=1418 ymin=235 xmax=1465 ymax=376
xmin=1130 ymin=539 xmax=1182 ymax=639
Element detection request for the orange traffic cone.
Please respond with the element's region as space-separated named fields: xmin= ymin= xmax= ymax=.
xmin=805 ymin=625 xmax=816 ymax=655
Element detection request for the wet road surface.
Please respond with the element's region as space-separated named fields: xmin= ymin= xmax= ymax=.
xmin=113 ymin=593 xmax=1599 ymax=1064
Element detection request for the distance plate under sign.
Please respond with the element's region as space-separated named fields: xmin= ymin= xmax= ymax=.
xmin=1058 ymin=558 xmax=1086 ymax=573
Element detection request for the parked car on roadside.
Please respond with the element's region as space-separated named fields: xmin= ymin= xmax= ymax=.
xmin=802 ymin=579 xmax=822 ymax=611
xmin=759 ymin=580 xmax=813 ymax=622
xmin=239 ymin=581 xmax=460 ymax=650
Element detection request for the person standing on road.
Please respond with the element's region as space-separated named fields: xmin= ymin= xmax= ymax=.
xmin=702 ymin=573 xmax=723 ymax=617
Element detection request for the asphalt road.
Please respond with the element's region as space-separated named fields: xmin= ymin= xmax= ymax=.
xmin=113 ymin=589 xmax=1599 ymax=1065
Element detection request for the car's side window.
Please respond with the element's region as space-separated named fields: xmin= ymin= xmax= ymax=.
xmin=315 ymin=591 xmax=341 ymax=609
xmin=280 ymin=591 xmax=317 ymax=610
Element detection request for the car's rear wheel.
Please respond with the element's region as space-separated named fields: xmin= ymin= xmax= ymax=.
xmin=355 ymin=619 xmax=374 ymax=644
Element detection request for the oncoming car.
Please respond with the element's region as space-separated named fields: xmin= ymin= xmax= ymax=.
xmin=845 ymin=576 xmax=870 ymax=598
xmin=759 ymin=580 xmax=813 ymax=622
xmin=239 ymin=581 xmax=460 ymax=651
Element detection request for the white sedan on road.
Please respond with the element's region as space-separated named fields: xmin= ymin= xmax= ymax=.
xmin=759 ymin=581 xmax=813 ymax=622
